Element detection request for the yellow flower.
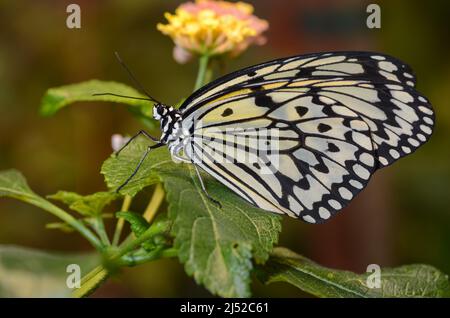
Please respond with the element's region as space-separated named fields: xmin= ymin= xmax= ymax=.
xmin=157 ymin=0 xmax=268 ymax=63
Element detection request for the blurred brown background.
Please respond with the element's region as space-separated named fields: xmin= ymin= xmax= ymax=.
xmin=0 ymin=0 xmax=449 ymax=297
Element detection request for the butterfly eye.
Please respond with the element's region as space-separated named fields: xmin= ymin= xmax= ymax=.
xmin=153 ymin=104 xmax=165 ymax=119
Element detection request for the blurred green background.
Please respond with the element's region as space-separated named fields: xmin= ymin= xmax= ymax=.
xmin=0 ymin=0 xmax=449 ymax=297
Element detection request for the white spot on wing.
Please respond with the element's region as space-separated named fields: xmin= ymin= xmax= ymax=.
xmin=379 ymin=70 xmax=399 ymax=82
xmin=294 ymin=148 xmax=319 ymax=166
xmin=350 ymin=120 xmax=369 ymax=131
xmin=418 ymin=106 xmax=433 ymax=115
xmin=389 ymin=149 xmax=400 ymax=159
xmin=339 ymin=187 xmax=353 ymax=200
xmin=417 ymin=134 xmax=426 ymax=142
xmin=379 ymin=157 xmax=389 ymax=165
xmin=319 ymin=207 xmax=331 ymax=219
xmin=332 ymin=105 xmax=356 ymax=117
xmin=402 ymin=146 xmax=411 ymax=153
xmin=353 ymin=164 xmax=370 ymax=179
xmin=302 ymin=215 xmax=316 ymax=223
xmin=423 ymin=117 xmax=433 ymax=125
xmin=408 ymin=138 xmax=420 ymax=146
xmin=352 ymin=132 xmax=372 ymax=150
xmin=319 ymin=96 xmax=335 ymax=104
xmin=392 ymin=90 xmax=414 ymax=103
xmin=328 ymin=199 xmax=342 ymax=210
xmin=327 ymin=86 xmax=380 ymax=102
xmin=278 ymin=57 xmax=316 ymax=71
xmin=317 ymin=62 xmax=364 ymax=74
xmin=350 ymin=179 xmax=363 ymax=189
xmin=420 ymin=125 xmax=432 ymax=134
xmin=288 ymin=195 xmax=303 ymax=214
xmin=359 ymin=153 xmax=374 ymax=166
xmin=386 ymin=84 xmax=402 ymax=90
xmin=303 ymin=55 xmax=346 ymax=67
xmin=379 ymin=61 xmax=398 ymax=72
xmin=264 ymin=69 xmax=299 ymax=80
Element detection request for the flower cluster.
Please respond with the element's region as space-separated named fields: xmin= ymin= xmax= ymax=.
xmin=157 ymin=0 xmax=268 ymax=63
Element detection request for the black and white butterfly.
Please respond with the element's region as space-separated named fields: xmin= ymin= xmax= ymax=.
xmin=113 ymin=51 xmax=435 ymax=224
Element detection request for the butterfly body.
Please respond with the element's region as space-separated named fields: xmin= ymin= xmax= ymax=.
xmin=146 ymin=51 xmax=434 ymax=224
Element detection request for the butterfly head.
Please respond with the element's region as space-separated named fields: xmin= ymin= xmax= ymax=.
xmin=152 ymin=103 xmax=182 ymax=143
xmin=152 ymin=103 xmax=170 ymax=121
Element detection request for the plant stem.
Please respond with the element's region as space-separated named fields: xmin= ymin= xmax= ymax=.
xmin=94 ymin=216 xmax=111 ymax=246
xmin=112 ymin=218 xmax=171 ymax=259
xmin=72 ymin=246 xmax=177 ymax=298
xmin=112 ymin=195 xmax=132 ymax=246
xmin=194 ymin=54 xmax=211 ymax=91
xmin=27 ymin=196 xmax=103 ymax=250
xmin=72 ymin=220 xmax=173 ymax=297
xmin=143 ymin=184 xmax=165 ymax=223
xmin=72 ymin=265 xmax=109 ymax=298
xmin=119 ymin=247 xmax=178 ymax=266
xmin=119 ymin=184 xmax=165 ymax=245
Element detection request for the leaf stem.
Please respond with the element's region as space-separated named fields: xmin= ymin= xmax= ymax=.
xmin=142 ymin=184 xmax=165 ymax=223
xmin=194 ymin=54 xmax=211 ymax=91
xmin=112 ymin=218 xmax=171 ymax=259
xmin=119 ymin=247 xmax=178 ymax=266
xmin=26 ymin=195 xmax=103 ymax=250
xmin=112 ymin=195 xmax=132 ymax=246
xmin=94 ymin=216 xmax=111 ymax=246
xmin=118 ymin=184 xmax=165 ymax=246
xmin=72 ymin=265 xmax=109 ymax=298
xmin=72 ymin=220 xmax=173 ymax=297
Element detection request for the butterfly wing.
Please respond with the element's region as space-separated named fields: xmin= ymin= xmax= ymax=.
xmin=178 ymin=52 xmax=434 ymax=222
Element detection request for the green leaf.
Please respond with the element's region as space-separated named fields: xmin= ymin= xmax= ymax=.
xmin=101 ymin=138 xmax=281 ymax=297
xmin=0 ymin=170 xmax=103 ymax=250
xmin=101 ymin=138 xmax=168 ymax=196
xmin=256 ymin=247 xmax=450 ymax=298
xmin=116 ymin=211 xmax=150 ymax=238
xmin=0 ymin=245 xmax=99 ymax=297
xmin=48 ymin=191 xmax=119 ymax=217
xmin=40 ymin=80 xmax=156 ymax=128
xmin=0 ymin=169 xmax=36 ymax=200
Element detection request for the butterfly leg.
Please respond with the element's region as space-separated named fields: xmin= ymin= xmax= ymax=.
xmin=116 ymin=143 xmax=163 ymax=193
xmin=116 ymin=130 xmax=159 ymax=156
xmin=193 ymin=164 xmax=222 ymax=208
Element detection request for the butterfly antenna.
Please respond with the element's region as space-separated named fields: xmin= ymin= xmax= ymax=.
xmin=114 ymin=51 xmax=162 ymax=104
xmin=92 ymin=92 xmax=154 ymax=101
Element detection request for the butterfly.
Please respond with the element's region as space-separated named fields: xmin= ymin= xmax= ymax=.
xmin=111 ymin=51 xmax=435 ymax=224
